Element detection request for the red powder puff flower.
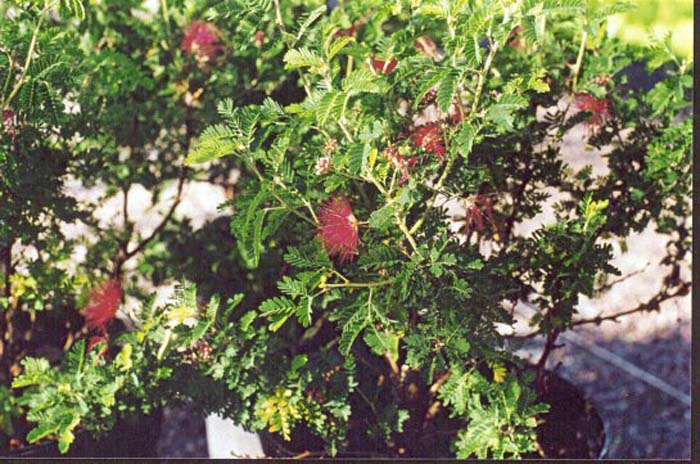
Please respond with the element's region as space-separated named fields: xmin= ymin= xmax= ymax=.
xmin=2 ymin=110 xmax=16 ymax=140
xmin=317 ymin=196 xmax=360 ymax=263
xmin=371 ymin=57 xmax=398 ymax=76
xmin=82 ymin=279 xmax=122 ymax=332
xmin=182 ymin=21 xmax=225 ymax=66
xmin=411 ymin=123 xmax=446 ymax=160
xmin=415 ymin=36 xmax=439 ymax=59
xmin=573 ymin=93 xmax=612 ymax=127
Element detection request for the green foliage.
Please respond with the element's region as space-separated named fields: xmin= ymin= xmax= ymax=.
xmin=453 ymin=373 xmax=548 ymax=459
xmin=13 ymin=340 xmax=123 ymax=453
xmin=3 ymin=0 xmax=691 ymax=458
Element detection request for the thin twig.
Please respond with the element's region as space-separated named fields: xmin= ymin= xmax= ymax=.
xmin=123 ymin=168 xmax=186 ymax=261
xmin=160 ymin=0 xmax=172 ymax=46
xmin=423 ymin=400 xmax=442 ymax=428
xmin=595 ymin=263 xmax=651 ymax=292
xmin=384 ymin=352 xmax=399 ymax=376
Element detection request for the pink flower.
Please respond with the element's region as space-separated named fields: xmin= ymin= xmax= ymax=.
xmin=573 ymin=93 xmax=612 ymax=127
xmin=317 ymin=196 xmax=359 ymax=263
xmin=411 ymin=123 xmax=446 ymax=160
xmin=82 ymin=279 xmax=122 ymax=332
xmin=371 ymin=57 xmax=398 ymax=76
xmin=182 ymin=21 xmax=225 ymax=66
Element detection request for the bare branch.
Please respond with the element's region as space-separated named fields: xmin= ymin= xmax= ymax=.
xmin=124 ymin=168 xmax=186 ymax=261
xmin=571 ymin=280 xmax=690 ymax=327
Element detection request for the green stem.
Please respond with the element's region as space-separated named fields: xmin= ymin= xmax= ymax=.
xmin=2 ymin=3 xmax=49 ymax=111
xmin=564 ymin=30 xmax=588 ymax=113
xmin=161 ymin=0 xmax=172 ymax=46
xmin=397 ymin=215 xmax=420 ymax=255
xmin=247 ymin=160 xmax=316 ymax=226
xmin=470 ymin=39 xmax=497 ymax=115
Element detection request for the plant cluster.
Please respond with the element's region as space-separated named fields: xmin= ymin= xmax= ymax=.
xmin=1 ymin=0 xmax=692 ymax=458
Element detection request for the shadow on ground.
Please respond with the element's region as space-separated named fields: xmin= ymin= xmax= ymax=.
xmin=526 ymin=324 xmax=691 ymax=459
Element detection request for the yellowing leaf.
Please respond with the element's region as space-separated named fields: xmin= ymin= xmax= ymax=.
xmin=489 ymin=361 xmax=506 ymax=384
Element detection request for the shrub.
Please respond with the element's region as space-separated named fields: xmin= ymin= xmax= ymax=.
xmin=4 ymin=0 xmax=691 ymax=458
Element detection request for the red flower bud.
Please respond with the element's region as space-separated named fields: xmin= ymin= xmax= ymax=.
xmin=371 ymin=57 xmax=398 ymax=76
xmin=448 ymin=100 xmax=464 ymax=124
xmin=2 ymin=110 xmax=16 ymax=140
xmin=457 ymin=194 xmax=497 ymax=236
xmin=507 ymin=26 xmax=526 ymax=50
xmin=335 ymin=24 xmax=356 ymax=38
xmin=254 ymin=30 xmax=265 ymax=48
xmin=385 ymin=147 xmax=418 ymax=185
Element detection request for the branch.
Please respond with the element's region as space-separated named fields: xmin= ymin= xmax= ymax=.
xmin=422 ymin=370 xmax=452 ymax=428
xmin=428 ymin=371 xmax=452 ymax=396
xmin=423 ymin=400 xmax=442 ymax=428
xmin=502 ymin=155 xmax=533 ymax=246
xmin=160 ymin=0 xmax=172 ymax=46
xmin=571 ymin=280 xmax=690 ymax=327
xmin=397 ymin=215 xmax=420 ymax=255
xmin=384 ymin=353 xmax=399 ymax=377
xmin=512 ymin=278 xmax=691 ymax=339
xmin=2 ymin=243 xmax=11 ymax=298
xmin=594 ymin=263 xmax=651 ymax=293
